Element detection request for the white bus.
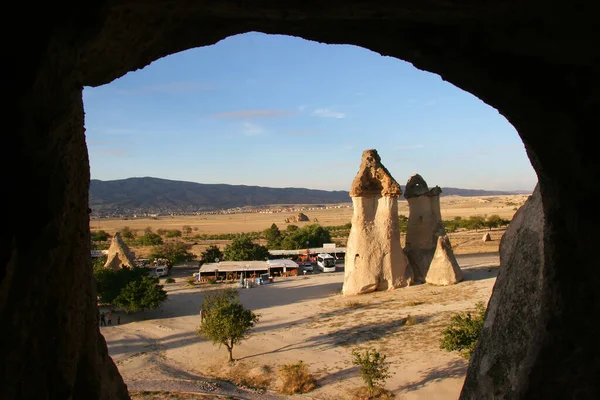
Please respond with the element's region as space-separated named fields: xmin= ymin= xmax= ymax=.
xmin=316 ymin=253 xmax=336 ymax=272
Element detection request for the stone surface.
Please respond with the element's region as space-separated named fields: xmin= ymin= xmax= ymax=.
xmin=425 ymin=235 xmax=464 ymax=285
xmin=104 ymin=232 xmax=136 ymax=270
xmin=460 ymin=184 xmax=546 ymax=399
xmin=3 ymin=2 xmax=600 ymax=398
xmin=350 ymin=149 xmax=402 ymax=197
xmin=482 ymin=232 xmax=492 ymax=242
xmin=404 ymin=174 xmax=448 ymax=282
xmin=343 ymin=150 xmax=412 ymax=295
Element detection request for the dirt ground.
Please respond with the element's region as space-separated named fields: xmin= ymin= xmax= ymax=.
xmin=102 ymin=253 xmax=499 ymax=399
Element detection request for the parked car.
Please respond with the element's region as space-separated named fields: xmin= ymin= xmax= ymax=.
xmin=302 ymin=262 xmax=313 ymax=272
xmin=154 ymin=266 xmax=169 ymax=277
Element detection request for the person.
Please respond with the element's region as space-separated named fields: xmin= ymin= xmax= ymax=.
xmin=100 ymin=312 xmax=106 ymax=326
xmin=107 ymin=311 xmax=113 ymax=326
xmin=117 ymin=316 xmax=121 ymax=325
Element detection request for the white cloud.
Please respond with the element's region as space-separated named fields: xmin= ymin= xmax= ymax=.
xmin=242 ymin=122 xmax=264 ymax=136
xmin=312 ymin=108 xmax=346 ymax=119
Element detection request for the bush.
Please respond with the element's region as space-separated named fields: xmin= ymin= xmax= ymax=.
xmin=278 ymin=361 xmax=316 ymax=394
xmin=352 ymin=349 xmax=391 ymax=398
xmin=91 ymin=230 xmax=110 ymax=242
xmin=440 ymin=301 xmax=486 ymax=359
xmin=165 ymin=277 xmax=175 ymax=283
xmin=187 ymin=277 xmax=196 ymax=286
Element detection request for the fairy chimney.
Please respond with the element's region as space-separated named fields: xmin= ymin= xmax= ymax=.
xmin=104 ymin=232 xmax=136 ymax=270
xmin=342 ymin=149 xmax=413 ymax=295
xmin=425 ymin=235 xmax=465 ymax=285
xmin=482 ymin=232 xmax=492 ymax=242
xmin=404 ymin=174 xmax=449 ymax=282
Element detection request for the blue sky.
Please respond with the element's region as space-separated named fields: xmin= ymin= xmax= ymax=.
xmin=83 ymin=32 xmax=537 ymax=192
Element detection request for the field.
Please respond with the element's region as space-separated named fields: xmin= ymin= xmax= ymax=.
xmin=91 ymin=194 xmax=529 ymax=258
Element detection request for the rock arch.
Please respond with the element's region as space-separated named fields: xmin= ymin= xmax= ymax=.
xmin=3 ymin=2 xmax=599 ymax=399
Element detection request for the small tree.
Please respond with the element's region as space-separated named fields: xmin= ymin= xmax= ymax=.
xmin=165 ymin=229 xmax=182 ymax=238
xmin=114 ymin=276 xmax=168 ymax=313
xmin=262 ymin=223 xmax=283 ymax=249
xmin=440 ymin=301 xmax=486 ymax=359
xmin=136 ymin=232 xmax=164 ymax=246
xmin=182 ymin=225 xmax=193 ymax=235
xmin=91 ymin=230 xmax=110 ymax=242
xmin=198 ymin=289 xmax=259 ymax=362
xmin=200 ymin=245 xmax=224 ymax=265
xmin=352 ymin=349 xmax=391 ymax=398
xmin=150 ymin=241 xmax=196 ymax=267
xmin=223 ymin=235 xmax=269 ymax=261
xmin=120 ymin=226 xmax=136 ymax=240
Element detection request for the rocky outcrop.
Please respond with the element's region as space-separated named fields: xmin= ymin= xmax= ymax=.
xmin=343 ymin=150 xmax=412 ymax=295
xmin=482 ymin=232 xmax=492 ymax=242
xmin=404 ymin=174 xmax=449 ymax=282
xmin=285 ymin=213 xmax=310 ymax=223
xmin=425 ymin=235 xmax=464 ymax=285
xmin=461 ymin=184 xmax=545 ymax=399
xmin=104 ymin=232 xmax=136 ymax=270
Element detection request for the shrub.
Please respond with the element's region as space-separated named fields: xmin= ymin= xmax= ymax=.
xmin=405 ymin=314 xmax=417 ymax=326
xmin=278 ymin=361 xmax=316 ymax=394
xmin=440 ymin=301 xmax=486 ymax=359
xmin=187 ymin=277 xmax=196 ymax=286
xmin=352 ymin=349 xmax=391 ymax=398
xmin=165 ymin=277 xmax=175 ymax=283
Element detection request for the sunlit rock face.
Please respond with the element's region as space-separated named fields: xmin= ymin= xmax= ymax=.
xmin=425 ymin=235 xmax=464 ymax=285
xmin=404 ymin=174 xmax=448 ymax=282
xmin=343 ymin=149 xmax=413 ymax=295
xmin=104 ymin=232 xmax=136 ymax=270
xmin=461 ymin=184 xmax=545 ymax=399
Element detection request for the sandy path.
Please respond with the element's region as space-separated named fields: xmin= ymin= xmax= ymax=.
xmin=102 ymin=253 xmax=499 ymax=399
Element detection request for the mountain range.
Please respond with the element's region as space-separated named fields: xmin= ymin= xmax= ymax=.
xmin=89 ymin=177 xmax=530 ymax=213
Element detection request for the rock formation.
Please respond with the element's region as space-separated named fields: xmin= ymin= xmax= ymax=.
xmin=482 ymin=232 xmax=492 ymax=242
xmin=343 ymin=149 xmax=413 ymax=295
xmin=461 ymin=184 xmax=545 ymax=399
xmin=425 ymin=235 xmax=464 ymax=285
xmin=104 ymin=232 xmax=136 ymax=270
xmin=404 ymin=174 xmax=450 ymax=282
xmin=287 ymin=212 xmax=309 ymax=223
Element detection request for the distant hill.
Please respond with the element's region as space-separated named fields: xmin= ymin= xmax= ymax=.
xmin=89 ymin=177 xmax=528 ymax=213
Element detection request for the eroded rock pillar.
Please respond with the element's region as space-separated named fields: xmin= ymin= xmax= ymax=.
xmin=343 ymin=150 xmax=412 ymax=295
xmin=404 ymin=174 xmax=448 ymax=282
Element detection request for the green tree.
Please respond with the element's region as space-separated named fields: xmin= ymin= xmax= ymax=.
xmin=224 ymin=235 xmax=270 ymax=261
xmin=197 ymin=289 xmax=259 ymax=362
xmin=114 ymin=276 xmax=168 ymax=313
xmin=182 ymin=225 xmax=193 ymax=235
xmin=120 ymin=226 xmax=136 ymax=240
xmin=351 ymin=349 xmax=391 ymax=397
xmin=136 ymin=232 xmax=164 ymax=246
xmin=200 ymin=245 xmax=224 ymax=264
xmin=92 ymin=255 xmax=108 ymax=270
xmin=440 ymin=301 xmax=486 ymax=359
xmin=485 ymin=214 xmax=505 ymax=230
xmin=91 ymin=230 xmax=110 ymax=242
xmin=150 ymin=241 xmax=196 ymax=267
xmin=165 ymin=229 xmax=182 ymax=238
xmin=464 ymin=215 xmax=486 ymax=231
xmin=262 ymin=223 xmax=283 ymax=249
xmin=398 ymin=215 xmax=408 ymax=233
xmin=280 ymin=224 xmax=332 ymax=250
xmin=94 ymin=266 xmax=149 ymax=304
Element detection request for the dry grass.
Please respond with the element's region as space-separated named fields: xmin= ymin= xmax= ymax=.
xmin=129 ymin=392 xmax=220 ymax=399
xmin=216 ymin=362 xmax=273 ymax=390
xmin=278 ymin=361 xmax=317 ymax=395
xmin=350 ymin=386 xmax=395 ymax=400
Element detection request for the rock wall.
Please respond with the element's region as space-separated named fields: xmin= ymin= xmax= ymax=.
xmin=343 ymin=195 xmax=412 ymax=295
xmin=3 ymin=1 xmax=599 ymax=398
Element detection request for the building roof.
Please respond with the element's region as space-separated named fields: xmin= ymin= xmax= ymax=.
xmin=267 ymin=259 xmax=299 ymax=268
xmin=200 ymin=260 xmax=268 ymax=273
xmin=268 ymin=247 xmax=346 ymax=256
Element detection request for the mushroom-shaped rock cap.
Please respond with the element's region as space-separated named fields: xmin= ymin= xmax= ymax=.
xmin=404 ymin=174 xmax=443 ymax=199
xmin=350 ymin=149 xmax=402 ymax=197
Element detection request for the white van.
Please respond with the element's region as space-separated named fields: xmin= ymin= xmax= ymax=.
xmin=154 ymin=266 xmax=168 ymax=277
